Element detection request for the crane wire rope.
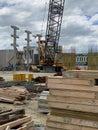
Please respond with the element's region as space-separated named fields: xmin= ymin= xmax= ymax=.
xmin=60 ymin=0 xmax=67 ymax=37
xmin=40 ymin=0 xmax=68 ymax=37
xmin=40 ymin=0 xmax=48 ymax=36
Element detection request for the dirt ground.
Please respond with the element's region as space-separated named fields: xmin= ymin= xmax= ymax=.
xmin=0 ymin=71 xmax=54 ymax=125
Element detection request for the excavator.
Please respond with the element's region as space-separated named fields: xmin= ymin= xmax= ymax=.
xmin=37 ymin=0 xmax=65 ymax=71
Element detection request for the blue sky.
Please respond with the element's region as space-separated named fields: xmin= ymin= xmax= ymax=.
xmin=0 ymin=0 xmax=98 ymax=53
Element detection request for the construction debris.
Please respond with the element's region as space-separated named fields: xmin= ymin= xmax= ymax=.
xmin=0 ymin=86 xmax=29 ymax=104
xmin=0 ymin=108 xmax=25 ymax=125
xmin=46 ymin=76 xmax=98 ymax=130
xmin=29 ymin=65 xmax=40 ymax=72
xmin=0 ymin=77 xmax=48 ymax=100
xmin=34 ymin=76 xmax=46 ymax=83
xmin=0 ymin=107 xmax=34 ymax=130
xmin=0 ymin=77 xmax=7 ymax=88
xmin=54 ymin=72 xmax=62 ymax=76
xmin=0 ymin=81 xmax=14 ymax=88
xmin=24 ymin=84 xmax=47 ymax=93
xmin=0 ymin=77 xmax=4 ymax=81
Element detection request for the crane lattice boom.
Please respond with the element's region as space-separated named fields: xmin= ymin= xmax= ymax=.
xmin=45 ymin=0 xmax=65 ymax=65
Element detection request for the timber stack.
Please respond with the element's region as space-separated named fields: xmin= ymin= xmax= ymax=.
xmin=46 ymin=76 xmax=98 ymax=130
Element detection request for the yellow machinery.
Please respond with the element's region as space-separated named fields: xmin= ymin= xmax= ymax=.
xmin=37 ymin=0 xmax=65 ymax=71
xmin=37 ymin=38 xmax=63 ymax=67
xmin=34 ymin=0 xmax=65 ymax=71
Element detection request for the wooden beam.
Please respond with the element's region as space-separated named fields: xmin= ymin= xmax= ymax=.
xmin=47 ymin=121 xmax=98 ymax=130
xmin=50 ymin=89 xmax=95 ymax=99
xmin=47 ymin=95 xmax=98 ymax=106
xmin=0 ymin=109 xmax=25 ymax=125
xmin=51 ymin=108 xmax=98 ymax=121
xmin=17 ymin=125 xmax=27 ymax=130
xmin=5 ymin=126 xmax=10 ymax=130
xmin=0 ymin=116 xmax=31 ymax=130
xmin=48 ymin=102 xmax=98 ymax=113
xmin=47 ymin=115 xmax=98 ymax=128
xmin=46 ymin=127 xmax=64 ymax=130
xmin=48 ymin=83 xmax=98 ymax=92
xmin=47 ymin=77 xmax=92 ymax=86
xmin=22 ymin=120 xmax=34 ymax=130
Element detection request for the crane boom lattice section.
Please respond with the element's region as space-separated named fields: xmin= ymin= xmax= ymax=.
xmin=45 ymin=0 xmax=65 ymax=65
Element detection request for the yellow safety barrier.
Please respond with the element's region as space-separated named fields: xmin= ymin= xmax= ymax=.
xmin=13 ymin=74 xmax=33 ymax=82
xmin=13 ymin=74 xmax=21 ymax=82
xmin=20 ymin=74 xmax=26 ymax=81
xmin=28 ymin=74 xmax=33 ymax=81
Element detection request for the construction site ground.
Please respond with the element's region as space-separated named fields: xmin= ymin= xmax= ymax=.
xmin=0 ymin=71 xmax=54 ymax=126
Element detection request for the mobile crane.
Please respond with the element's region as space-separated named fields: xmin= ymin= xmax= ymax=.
xmin=38 ymin=0 xmax=65 ymax=71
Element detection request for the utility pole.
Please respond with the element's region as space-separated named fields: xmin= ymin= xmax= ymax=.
xmin=25 ymin=30 xmax=32 ymax=71
xmin=33 ymin=34 xmax=42 ymax=64
xmin=11 ymin=25 xmax=19 ymax=71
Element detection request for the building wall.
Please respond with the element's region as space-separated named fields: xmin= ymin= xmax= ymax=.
xmin=88 ymin=52 xmax=98 ymax=70
xmin=0 ymin=50 xmax=15 ymax=68
xmin=23 ymin=46 xmax=39 ymax=65
xmin=76 ymin=54 xmax=88 ymax=66
xmin=1 ymin=50 xmax=97 ymax=70
xmin=58 ymin=53 xmax=76 ymax=69
xmin=76 ymin=53 xmax=98 ymax=70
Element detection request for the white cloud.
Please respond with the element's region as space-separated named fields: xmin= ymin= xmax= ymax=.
xmin=0 ymin=0 xmax=98 ymax=53
xmin=90 ymin=14 xmax=98 ymax=23
xmin=0 ymin=7 xmax=11 ymax=15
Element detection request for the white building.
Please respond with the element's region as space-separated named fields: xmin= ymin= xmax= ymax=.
xmin=0 ymin=50 xmax=15 ymax=69
xmin=76 ymin=54 xmax=88 ymax=67
xmin=23 ymin=46 xmax=39 ymax=65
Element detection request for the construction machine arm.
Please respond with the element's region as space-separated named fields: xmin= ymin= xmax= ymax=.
xmin=45 ymin=0 xmax=65 ymax=65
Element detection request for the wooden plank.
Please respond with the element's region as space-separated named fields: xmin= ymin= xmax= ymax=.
xmin=0 ymin=109 xmax=25 ymax=125
xmin=50 ymin=89 xmax=95 ymax=99
xmin=0 ymin=90 xmax=24 ymax=96
xmin=46 ymin=121 xmax=98 ymax=130
xmin=47 ymin=77 xmax=92 ymax=86
xmin=1 ymin=94 xmax=17 ymax=100
xmin=22 ymin=120 xmax=34 ymax=130
xmin=48 ymin=102 xmax=98 ymax=113
xmin=47 ymin=115 xmax=98 ymax=128
xmin=62 ymin=70 xmax=98 ymax=79
xmin=17 ymin=123 xmax=34 ymax=130
xmin=17 ymin=125 xmax=27 ymax=130
xmin=0 ymin=97 xmax=14 ymax=104
xmin=51 ymin=109 xmax=98 ymax=121
xmin=48 ymin=83 xmax=98 ymax=92
xmin=46 ymin=127 xmax=65 ymax=130
xmin=0 ymin=109 xmax=12 ymax=114
xmin=47 ymin=95 xmax=98 ymax=106
xmin=0 ymin=116 xmax=31 ymax=130
xmin=0 ymin=94 xmax=25 ymax=100
xmin=28 ymin=127 xmax=34 ymax=130
xmin=5 ymin=126 xmax=10 ymax=130
xmin=0 ymin=88 xmax=27 ymax=98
